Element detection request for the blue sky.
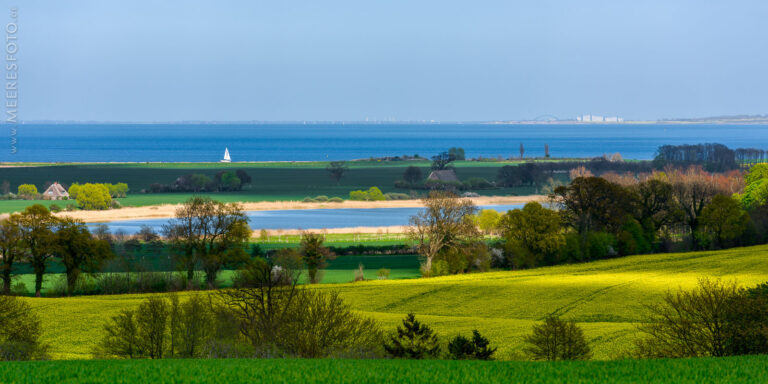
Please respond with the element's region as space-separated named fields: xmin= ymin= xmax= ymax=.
xmin=5 ymin=0 xmax=768 ymax=121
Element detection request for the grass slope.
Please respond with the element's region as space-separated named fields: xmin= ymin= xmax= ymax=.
xmin=1 ymin=355 xmax=766 ymax=384
xmin=26 ymin=244 xmax=768 ymax=360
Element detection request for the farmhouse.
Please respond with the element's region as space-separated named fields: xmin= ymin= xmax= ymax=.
xmin=43 ymin=182 xmax=69 ymax=200
xmin=427 ymin=169 xmax=460 ymax=183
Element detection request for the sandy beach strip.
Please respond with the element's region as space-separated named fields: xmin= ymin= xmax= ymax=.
xmin=55 ymin=195 xmax=544 ymax=223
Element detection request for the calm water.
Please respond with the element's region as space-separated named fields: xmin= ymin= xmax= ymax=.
xmin=6 ymin=123 xmax=768 ymax=162
xmin=91 ymin=204 xmax=524 ymax=234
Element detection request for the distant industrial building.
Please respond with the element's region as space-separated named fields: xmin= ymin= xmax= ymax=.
xmin=577 ymin=114 xmax=624 ymax=123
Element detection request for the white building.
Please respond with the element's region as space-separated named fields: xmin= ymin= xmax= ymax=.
xmin=577 ymin=114 xmax=623 ymax=123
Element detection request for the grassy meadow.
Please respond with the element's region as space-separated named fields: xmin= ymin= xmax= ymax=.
xmin=0 ymin=160 xmax=561 ymax=213
xmin=25 ymin=244 xmax=768 ymax=360
xmin=1 ymin=355 xmax=765 ymax=384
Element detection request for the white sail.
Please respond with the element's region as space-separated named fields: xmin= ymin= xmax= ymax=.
xmin=221 ymin=147 xmax=231 ymax=163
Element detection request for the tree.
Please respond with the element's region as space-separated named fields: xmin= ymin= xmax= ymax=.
xmin=164 ymin=197 xmax=251 ymax=289
xmin=448 ymin=147 xmax=466 ymax=161
xmin=668 ymin=167 xmax=723 ymax=245
xmin=136 ymin=297 xmax=169 ymax=359
xmin=741 ymin=163 xmax=768 ymax=209
xmin=218 ymin=171 xmax=242 ymax=191
xmin=0 ymin=295 xmax=47 ymax=360
xmin=431 ymin=152 xmax=455 ymax=171
xmin=698 ymin=194 xmax=749 ymax=249
xmin=519 ymin=143 xmax=525 ymax=159
xmin=96 ymin=295 xmax=216 ymax=359
xmin=403 ymin=166 xmax=423 ymax=186
xmin=235 ymin=169 xmax=253 ymax=186
xmin=186 ymin=174 xmax=212 ymax=192
xmin=474 ymin=209 xmax=501 ymax=235
xmin=634 ymin=178 xmax=680 ymax=238
xmin=384 ymin=313 xmax=440 ymax=359
xmin=0 ymin=216 xmax=23 ymax=294
xmin=551 ymin=177 xmax=634 ymax=235
xmin=635 ymin=278 xmax=739 ymax=358
xmin=499 ymin=202 xmax=564 ymax=268
xmin=326 ymin=161 xmax=348 ymax=183
xmin=137 ymin=225 xmax=160 ymax=243
xmin=96 ymin=308 xmax=140 ymax=359
xmin=16 ymin=184 xmax=38 ymax=199
xmin=447 ymin=330 xmax=496 ymax=360
xmin=222 ymin=258 xmax=379 ymax=358
xmin=300 ymin=232 xmax=334 ymax=284
xmin=52 ymin=218 xmax=112 ymax=295
xmin=407 ymin=192 xmax=479 ymax=276
xmin=523 ymin=315 xmax=591 ymax=361
xmin=76 ymin=183 xmax=112 ymax=210
xmin=17 ymin=205 xmax=57 ymax=297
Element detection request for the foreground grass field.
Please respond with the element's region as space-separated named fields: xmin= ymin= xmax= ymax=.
xmin=0 ymin=161 xmax=562 ymax=213
xmin=26 ymin=244 xmax=768 ymax=360
xmin=2 ymin=356 xmax=766 ymax=384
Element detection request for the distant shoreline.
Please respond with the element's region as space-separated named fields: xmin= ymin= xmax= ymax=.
xmin=12 ymin=118 xmax=768 ymax=125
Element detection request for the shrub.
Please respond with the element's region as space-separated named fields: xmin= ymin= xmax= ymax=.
xmin=302 ymin=197 xmax=317 ymax=203
xmin=384 ymin=313 xmax=440 ymax=359
xmin=377 ymin=268 xmax=390 ymax=280
xmin=447 ymin=330 xmax=496 ymax=360
xmin=314 ymin=195 xmax=329 ymax=202
xmin=48 ymin=204 xmax=62 ymax=213
xmin=328 ymin=197 xmax=343 ymax=203
xmin=76 ymin=183 xmax=112 ymax=210
xmin=281 ymin=290 xmax=382 ymax=358
xmin=16 ymin=184 xmax=38 ymax=199
xmin=635 ymin=277 xmax=741 ymax=358
xmin=523 ymin=315 xmax=591 ymax=361
xmin=95 ymin=294 xmax=215 ymax=359
xmin=0 ymin=295 xmax=48 ymax=360
xmin=368 ymin=187 xmax=385 ymax=201
xmin=724 ymin=282 xmax=768 ymax=356
xmin=349 ymin=187 xmax=387 ymax=201
xmin=353 ymin=263 xmax=365 ymax=282
xmin=384 ymin=192 xmax=411 ymax=200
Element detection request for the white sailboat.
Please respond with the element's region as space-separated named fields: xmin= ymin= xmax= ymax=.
xmin=221 ymin=147 xmax=231 ymax=163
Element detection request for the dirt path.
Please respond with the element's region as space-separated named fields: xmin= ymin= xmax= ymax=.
xmin=56 ymin=195 xmax=545 ymax=223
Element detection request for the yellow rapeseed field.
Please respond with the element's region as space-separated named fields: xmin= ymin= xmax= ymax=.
xmin=28 ymin=244 xmax=768 ymax=360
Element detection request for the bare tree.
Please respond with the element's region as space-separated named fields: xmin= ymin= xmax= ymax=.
xmin=164 ymin=197 xmax=251 ymax=289
xmin=407 ymin=192 xmax=479 ymax=276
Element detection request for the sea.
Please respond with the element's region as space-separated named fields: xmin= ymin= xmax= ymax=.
xmin=5 ymin=123 xmax=768 ymax=162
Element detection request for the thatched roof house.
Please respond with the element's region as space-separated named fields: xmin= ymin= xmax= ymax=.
xmin=43 ymin=182 xmax=69 ymax=200
xmin=427 ymin=170 xmax=460 ymax=183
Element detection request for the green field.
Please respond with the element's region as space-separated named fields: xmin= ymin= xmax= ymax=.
xmin=10 ymin=253 xmax=422 ymax=295
xmin=25 ymin=244 xmax=768 ymax=360
xmin=1 ymin=355 xmax=765 ymax=384
xmin=0 ymin=161 xmax=561 ymax=213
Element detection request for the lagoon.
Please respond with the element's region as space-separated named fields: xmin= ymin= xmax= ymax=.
xmin=93 ymin=204 xmax=524 ymax=234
